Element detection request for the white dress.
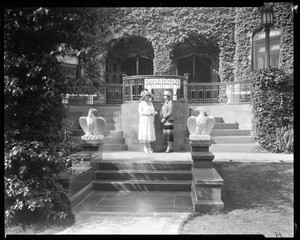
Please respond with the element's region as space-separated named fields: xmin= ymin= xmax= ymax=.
xmin=138 ymin=101 xmax=156 ymax=142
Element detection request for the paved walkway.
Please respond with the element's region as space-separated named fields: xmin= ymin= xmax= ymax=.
xmin=57 ymin=211 xmax=190 ymax=234
xmin=56 ymin=151 xmax=293 ymax=235
xmin=102 ymin=151 xmax=293 ymax=163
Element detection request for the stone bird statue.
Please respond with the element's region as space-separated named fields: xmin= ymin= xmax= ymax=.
xmin=79 ymin=108 xmax=106 ymax=136
xmin=187 ymin=107 xmax=215 ymax=140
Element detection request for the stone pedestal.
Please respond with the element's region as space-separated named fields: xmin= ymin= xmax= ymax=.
xmin=190 ymin=140 xmax=224 ymax=213
xmin=81 ymin=138 xmax=104 ymax=163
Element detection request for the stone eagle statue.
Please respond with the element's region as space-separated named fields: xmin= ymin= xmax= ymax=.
xmin=187 ymin=107 xmax=215 ymax=140
xmin=79 ymin=108 xmax=106 ymax=137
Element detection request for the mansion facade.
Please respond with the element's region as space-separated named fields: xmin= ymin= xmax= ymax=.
xmin=61 ymin=3 xmax=294 ymax=104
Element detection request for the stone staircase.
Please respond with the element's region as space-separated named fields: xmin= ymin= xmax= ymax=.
xmin=68 ymin=104 xmax=260 ymax=153
xmin=68 ymin=105 xmax=127 ymax=151
xmin=184 ymin=116 xmax=260 ymax=152
xmin=93 ymin=160 xmax=192 ymax=192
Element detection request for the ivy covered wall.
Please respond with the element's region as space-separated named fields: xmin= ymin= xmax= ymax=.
xmin=87 ymin=3 xmax=293 ymax=95
xmin=272 ymin=2 xmax=294 ymax=74
xmin=233 ymin=2 xmax=293 ymax=81
xmin=103 ymin=7 xmax=236 ymax=79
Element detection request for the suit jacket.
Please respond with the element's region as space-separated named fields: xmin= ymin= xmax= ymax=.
xmin=160 ymin=99 xmax=174 ymax=121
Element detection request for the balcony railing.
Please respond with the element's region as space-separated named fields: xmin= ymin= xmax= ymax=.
xmin=106 ymin=84 xmax=123 ymax=104
xmin=122 ymin=75 xmax=187 ymax=102
xmin=187 ymin=80 xmax=252 ymax=104
xmin=63 ymin=77 xmax=252 ymax=105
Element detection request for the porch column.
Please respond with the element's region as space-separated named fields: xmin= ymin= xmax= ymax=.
xmin=152 ymin=40 xmax=172 ymax=75
xmin=190 ymin=139 xmax=224 ymax=213
xmin=95 ymin=53 xmax=107 ymax=104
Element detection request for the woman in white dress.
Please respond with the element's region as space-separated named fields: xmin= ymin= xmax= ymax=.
xmin=138 ymin=90 xmax=157 ymax=153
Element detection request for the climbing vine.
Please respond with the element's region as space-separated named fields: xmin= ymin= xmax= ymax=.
xmin=233 ymin=2 xmax=293 ymax=81
xmin=106 ymin=7 xmax=236 ymax=79
xmin=272 ymin=3 xmax=294 ymax=74
xmin=80 ymin=3 xmax=293 ymax=94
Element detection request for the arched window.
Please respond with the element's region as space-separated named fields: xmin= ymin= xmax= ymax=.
xmin=252 ymin=29 xmax=281 ymax=70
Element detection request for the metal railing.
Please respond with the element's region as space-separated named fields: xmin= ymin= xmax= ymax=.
xmin=122 ymin=75 xmax=187 ymax=102
xmin=63 ymin=78 xmax=252 ymax=105
xmin=187 ymin=80 xmax=252 ymax=104
xmin=106 ymin=84 xmax=123 ymax=104
xmin=122 ymin=77 xmax=144 ymax=101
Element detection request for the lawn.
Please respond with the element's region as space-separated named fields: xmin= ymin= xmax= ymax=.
xmin=5 ymin=162 xmax=293 ymax=236
xmin=5 ymin=223 xmax=69 ymax=236
xmin=179 ymin=162 xmax=294 ymax=237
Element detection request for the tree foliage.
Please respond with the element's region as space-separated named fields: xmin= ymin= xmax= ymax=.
xmin=4 ymin=7 xmax=92 ymax=141
xmin=4 ymin=7 xmax=94 ymax=226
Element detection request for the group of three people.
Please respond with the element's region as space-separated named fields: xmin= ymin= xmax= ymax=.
xmin=138 ymin=90 xmax=174 ymax=153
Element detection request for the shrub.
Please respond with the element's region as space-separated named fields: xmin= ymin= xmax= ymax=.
xmin=250 ymin=67 xmax=293 ymax=153
xmin=275 ymin=126 xmax=294 ymax=153
xmin=4 ymin=8 xmax=90 ymax=226
xmin=4 ymin=116 xmax=83 ymax=227
xmin=4 ymin=138 xmax=75 ymax=226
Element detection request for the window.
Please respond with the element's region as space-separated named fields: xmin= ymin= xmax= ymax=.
xmin=253 ymin=29 xmax=281 ymax=70
xmin=57 ymin=55 xmax=80 ymax=79
xmin=177 ymin=54 xmax=212 ymax=83
xmin=122 ymin=55 xmax=153 ymax=76
xmin=107 ymin=55 xmax=153 ymax=84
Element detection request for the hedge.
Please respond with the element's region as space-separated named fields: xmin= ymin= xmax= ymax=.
xmin=251 ymin=67 xmax=293 ymax=153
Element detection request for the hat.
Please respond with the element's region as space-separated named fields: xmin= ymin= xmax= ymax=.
xmin=163 ymin=90 xmax=171 ymax=97
xmin=140 ymin=90 xmax=153 ymax=100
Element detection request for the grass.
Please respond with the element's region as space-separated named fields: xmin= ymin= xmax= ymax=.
xmin=179 ymin=162 xmax=294 ymax=237
xmin=5 ymin=162 xmax=293 ymax=236
xmin=5 ymin=212 xmax=75 ymax=235
xmin=5 ymin=222 xmax=71 ymax=235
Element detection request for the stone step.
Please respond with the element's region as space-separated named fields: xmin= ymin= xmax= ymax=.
xmin=98 ymin=161 xmax=192 ymax=171
xmin=70 ymin=136 xmax=83 ymax=144
xmin=68 ymin=110 xmax=121 ymax=118
xmin=210 ymin=143 xmax=264 ymax=153
xmin=211 ymin=136 xmax=256 ymax=144
xmin=68 ymin=105 xmax=121 ymax=112
xmin=70 ymin=115 xmax=121 ymax=124
xmin=95 ymin=170 xmax=192 ymax=181
xmin=71 ymin=130 xmax=124 ymax=138
xmin=103 ymin=137 xmax=125 ymax=145
xmin=184 ymin=136 xmax=255 ymax=145
xmin=93 ymin=180 xmax=192 ymax=191
xmin=71 ymin=129 xmax=86 ymax=136
xmin=69 ymin=136 xmax=126 ymax=146
xmin=213 ymin=123 xmax=239 ymax=130
xmin=184 ymin=143 xmax=262 ymax=153
xmin=214 ymin=117 xmax=224 ymax=123
xmin=106 ymin=130 xmax=124 ymax=138
xmin=69 ymin=136 xmax=127 ymax=151
xmin=103 ymin=144 xmax=128 ymax=151
xmin=106 ymin=123 xmax=122 ymax=131
xmin=184 ymin=136 xmax=256 ymax=145
xmin=189 ymin=109 xmax=224 ymax=123
xmin=210 ymin=129 xmax=251 ymax=136
xmin=69 ymin=121 xmax=122 ymax=131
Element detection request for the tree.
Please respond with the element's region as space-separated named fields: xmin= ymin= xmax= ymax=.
xmin=4 ymin=7 xmax=99 ymax=226
xmin=4 ymin=7 xmax=101 ymax=141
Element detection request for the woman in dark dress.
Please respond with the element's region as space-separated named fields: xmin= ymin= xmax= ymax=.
xmin=160 ymin=90 xmax=174 ymax=153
